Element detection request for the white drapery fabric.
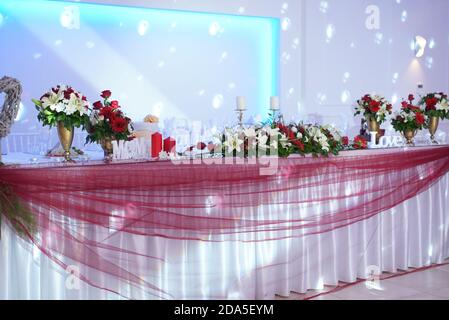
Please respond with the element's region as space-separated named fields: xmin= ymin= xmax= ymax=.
xmin=1 ymin=171 xmax=448 ymax=300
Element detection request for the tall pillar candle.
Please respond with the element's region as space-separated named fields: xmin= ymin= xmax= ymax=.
xmin=151 ymin=132 xmax=163 ymax=158
xmin=164 ymin=137 xmax=176 ymax=154
xmin=270 ymin=96 xmax=280 ymax=111
xmin=236 ymin=96 xmax=246 ymax=110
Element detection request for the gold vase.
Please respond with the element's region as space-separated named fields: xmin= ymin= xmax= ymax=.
xmin=367 ymin=116 xmax=380 ymax=142
xmin=57 ymin=122 xmax=74 ymax=162
xmin=404 ymin=129 xmax=417 ymax=146
xmin=428 ymin=116 xmax=439 ymax=144
xmin=100 ymin=138 xmax=114 ymax=161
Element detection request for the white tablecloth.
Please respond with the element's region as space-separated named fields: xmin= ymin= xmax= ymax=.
xmin=0 ymin=152 xmax=448 ymax=299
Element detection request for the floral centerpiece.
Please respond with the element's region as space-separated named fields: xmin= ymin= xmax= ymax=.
xmin=32 ymin=85 xmax=90 ymax=161
xmin=211 ymin=122 xmax=344 ymax=158
xmin=419 ymin=92 xmax=448 ymax=143
xmin=86 ymin=90 xmax=134 ymax=159
xmin=277 ymin=123 xmax=343 ymax=157
xmin=355 ymin=94 xmax=392 ymax=140
xmin=213 ymin=125 xmax=291 ymax=158
xmin=391 ymin=95 xmax=426 ymax=146
xmin=420 ymin=92 xmax=449 ymax=119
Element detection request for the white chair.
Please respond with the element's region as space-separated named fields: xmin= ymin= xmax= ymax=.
xmin=2 ymin=132 xmax=42 ymax=154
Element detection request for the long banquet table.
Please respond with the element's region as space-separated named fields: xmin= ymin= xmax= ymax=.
xmin=0 ymin=146 xmax=449 ymax=299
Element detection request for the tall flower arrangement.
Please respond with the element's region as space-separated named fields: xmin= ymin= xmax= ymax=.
xmin=355 ymin=94 xmax=392 ymax=124
xmin=32 ymin=85 xmax=90 ymax=128
xmin=419 ymin=92 xmax=449 ymax=120
xmin=391 ymin=96 xmax=426 ymax=133
xmin=86 ymin=90 xmax=134 ymax=144
xmin=32 ymin=85 xmax=90 ymax=161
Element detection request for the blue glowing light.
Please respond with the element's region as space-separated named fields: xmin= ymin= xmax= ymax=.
xmin=0 ymin=0 xmax=280 ymax=119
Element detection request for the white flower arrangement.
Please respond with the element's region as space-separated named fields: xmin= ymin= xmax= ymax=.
xmin=33 ymin=85 xmax=90 ymax=128
xmin=214 ymin=125 xmax=289 ymax=155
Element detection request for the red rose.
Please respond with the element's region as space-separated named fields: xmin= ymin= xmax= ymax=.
xmin=110 ymin=100 xmax=119 ymax=109
xmin=93 ymin=101 xmax=103 ymax=110
xmin=369 ymin=100 xmax=381 ymax=113
xmin=353 ymin=136 xmax=367 ymax=149
xmin=101 ymin=90 xmax=112 ymax=99
xmin=387 ymin=104 xmax=392 ymax=111
xmin=197 ymin=142 xmax=207 ymax=150
xmin=415 ymin=112 xmax=425 ymax=125
xmin=342 ymin=136 xmax=349 ymax=146
xmin=99 ymin=106 xmax=113 ymax=119
xmin=408 ymin=94 xmax=414 ymax=102
xmin=288 ymin=130 xmax=295 ymax=140
xmin=426 ymin=97 xmax=438 ymax=108
xmin=111 ymin=117 xmax=128 ymax=133
xmin=401 ymin=101 xmax=409 ymax=109
xmin=293 ymin=139 xmax=305 ymax=151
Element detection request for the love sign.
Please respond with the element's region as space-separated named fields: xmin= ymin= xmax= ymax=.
xmin=368 ymin=131 xmax=405 ymax=149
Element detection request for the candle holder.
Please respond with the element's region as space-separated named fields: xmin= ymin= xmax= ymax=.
xmin=235 ymin=108 xmax=247 ymax=129
xmin=270 ymin=109 xmax=284 ymax=125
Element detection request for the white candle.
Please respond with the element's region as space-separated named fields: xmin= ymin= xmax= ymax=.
xmin=270 ymin=96 xmax=280 ymax=110
xmin=236 ymin=96 xmax=247 ymax=110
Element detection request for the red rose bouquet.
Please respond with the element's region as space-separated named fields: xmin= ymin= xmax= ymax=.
xmin=391 ymin=95 xmax=426 ymax=133
xmin=86 ymin=90 xmax=134 ymax=144
xmin=419 ymin=92 xmax=449 ymax=120
xmin=355 ymin=94 xmax=392 ymax=124
xmin=353 ymin=135 xmax=368 ymax=149
xmin=277 ymin=123 xmax=343 ymax=157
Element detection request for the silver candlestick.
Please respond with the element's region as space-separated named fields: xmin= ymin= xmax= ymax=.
xmin=270 ymin=109 xmax=284 ymax=125
xmin=235 ymin=108 xmax=246 ymax=129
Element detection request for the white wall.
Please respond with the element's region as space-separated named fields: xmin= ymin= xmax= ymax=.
xmin=302 ymin=0 xmax=449 ymax=136
xmin=73 ymin=0 xmax=449 ymax=137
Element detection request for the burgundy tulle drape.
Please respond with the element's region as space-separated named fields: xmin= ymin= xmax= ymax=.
xmin=1 ymin=146 xmax=449 ymax=298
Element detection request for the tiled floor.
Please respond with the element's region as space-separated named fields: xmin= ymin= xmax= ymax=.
xmin=276 ymin=264 xmax=449 ymax=300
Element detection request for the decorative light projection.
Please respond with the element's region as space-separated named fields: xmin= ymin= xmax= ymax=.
xmin=401 ymin=10 xmax=408 ymax=22
xmin=0 ymin=0 xmax=280 ymax=122
xmin=325 ymin=24 xmax=335 ymax=43
xmin=319 ymin=1 xmax=329 ymax=14
xmin=281 ymin=17 xmax=291 ymax=31
xmin=414 ymin=35 xmax=427 ymax=58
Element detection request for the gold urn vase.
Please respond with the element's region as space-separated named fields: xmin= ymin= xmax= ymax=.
xmin=367 ymin=116 xmax=380 ymax=142
xmin=403 ymin=129 xmax=417 ymax=146
xmin=100 ymin=137 xmax=114 ymax=161
xmin=57 ymin=121 xmax=74 ymax=162
xmin=428 ymin=116 xmax=439 ymax=144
